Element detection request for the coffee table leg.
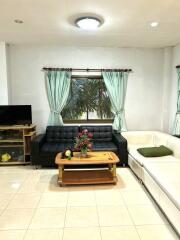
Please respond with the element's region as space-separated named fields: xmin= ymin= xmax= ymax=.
xmin=112 ymin=163 xmax=117 ymax=183
xmin=108 ymin=164 xmax=112 ymax=170
xmin=58 ymin=165 xmax=63 ymax=186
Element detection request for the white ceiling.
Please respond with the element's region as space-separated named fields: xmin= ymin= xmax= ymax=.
xmin=0 ymin=0 xmax=180 ymax=47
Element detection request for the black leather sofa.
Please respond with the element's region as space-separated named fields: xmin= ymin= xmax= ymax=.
xmin=31 ymin=125 xmax=128 ymax=167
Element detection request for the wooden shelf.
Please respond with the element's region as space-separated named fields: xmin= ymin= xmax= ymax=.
xmin=0 ymin=124 xmax=36 ymax=165
xmin=24 ymin=131 xmax=36 ymax=137
xmin=0 ymin=139 xmax=23 ymax=143
xmin=0 ymin=144 xmax=23 ymax=147
xmin=0 ymin=124 xmax=36 ymax=130
xmin=0 ymin=161 xmax=30 ymax=165
xmin=60 ymin=170 xmax=117 ymax=186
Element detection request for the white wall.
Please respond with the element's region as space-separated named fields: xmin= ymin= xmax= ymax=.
xmin=8 ymin=45 xmax=165 ymax=133
xmin=0 ymin=42 xmax=9 ymax=104
xmin=169 ymin=43 xmax=180 ymax=133
xmin=161 ymin=47 xmax=173 ymax=133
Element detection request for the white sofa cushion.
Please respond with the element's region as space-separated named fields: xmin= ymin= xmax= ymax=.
xmin=166 ymin=136 xmax=180 ymax=159
xmin=153 ymin=132 xmax=169 ymax=146
xmin=122 ymin=131 xmax=154 ymax=146
xmin=144 ymin=161 xmax=180 ymax=210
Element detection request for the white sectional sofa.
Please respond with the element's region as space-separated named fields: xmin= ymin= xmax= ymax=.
xmin=121 ymin=131 xmax=180 ymax=236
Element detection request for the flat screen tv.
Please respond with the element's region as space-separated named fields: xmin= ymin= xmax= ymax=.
xmin=0 ymin=105 xmax=32 ymax=125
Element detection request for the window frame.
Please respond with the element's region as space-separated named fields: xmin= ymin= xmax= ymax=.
xmin=63 ymin=75 xmax=114 ymax=124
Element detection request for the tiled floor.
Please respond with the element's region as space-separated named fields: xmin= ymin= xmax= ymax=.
xmin=0 ymin=166 xmax=179 ymax=240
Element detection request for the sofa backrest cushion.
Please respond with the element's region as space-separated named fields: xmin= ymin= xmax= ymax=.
xmin=46 ymin=126 xmax=79 ymax=143
xmin=80 ymin=125 xmax=113 ymax=142
xmin=122 ymin=131 xmax=154 ymax=146
xmin=166 ymin=135 xmax=180 ymax=159
xmin=153 ymin=132 xmax=169 ymax=146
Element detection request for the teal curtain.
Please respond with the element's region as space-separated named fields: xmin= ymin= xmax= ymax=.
xmin=45 ymin=70 xmax=71 ymax=125
xmin=173 ymin=68 xmax=180 ymax=135
xmin=102 ymin=71 xmax=129 ymax=132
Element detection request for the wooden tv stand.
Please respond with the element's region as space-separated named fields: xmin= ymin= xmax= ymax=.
xmin=0 ymin=124 xmax=36 ymax=165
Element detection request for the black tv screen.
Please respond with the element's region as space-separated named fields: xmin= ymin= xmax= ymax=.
xmin=0 ymin=105 xmax=32 ymax=125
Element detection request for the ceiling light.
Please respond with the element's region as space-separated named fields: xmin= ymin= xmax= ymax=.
xmin=75 ymin=17 xmax=101 ymax=30
xmin=14 ymin=19 xmax=24 ymax=24
xmin=150 ymin=22 xmax=159 ymax=27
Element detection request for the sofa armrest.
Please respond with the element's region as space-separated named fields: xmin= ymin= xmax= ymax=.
xmin=112 ymin=133 xmax=128 ymax=166
xmin=31 ymin=134 xmax=46 ymax=156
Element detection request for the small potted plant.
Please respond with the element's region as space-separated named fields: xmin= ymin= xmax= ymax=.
xmin=74 ymin=129 xmax=93 ymax=157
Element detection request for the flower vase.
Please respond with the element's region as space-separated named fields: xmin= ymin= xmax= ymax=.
xmin=80 ymin=149 xmax=88 ymax=158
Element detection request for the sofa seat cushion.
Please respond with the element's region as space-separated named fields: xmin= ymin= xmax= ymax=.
xmin=93 ymin=142 xmax=117 ymax=153
xmin=144 ymin=161 xmax=180 ymax=210
xmin=40 ymin=142 xmax=74 ymax=155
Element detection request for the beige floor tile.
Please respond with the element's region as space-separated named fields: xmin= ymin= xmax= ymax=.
xmin=0 ymin=166 xmax=178 ymax=239
xmin=39 ymin=172 xmax=57 ymax=183
xmin=0 ymin=193 xmax=15 ymax=209
xmin=24 ymin=229 xmax=63 ymax=240
xmin=25 ymin=172 xmax=42 ymax=182
xmin=121 ymin=190 xmax=152 ymax=205
xmin=44 ymin=183 xmax=69 ymax=193
xmin=65 ymin=206 xmax=99 ymax=227
xmin=68 ymin=191 xmax=96 ymax=206
xmin=101 ymin=226 xmax=140 ymax=240
xmin=127 ymin=205 xmax=166 ymax=225
xmin=68 ymin=185 xmax=94 ymax=192
xmin=0 ymin=182 xmax=22 ymax=193
xmin=7 ymin=193 xmax=41 ymax=209
xmin=38 ymin=192 xmax=68 ymax=207
xmin=116 ymin=177 xmax=143 ymax=192
xmin=29 ymin=207 xmax=66 ymax=229
xmin=0 ymin=209 xmax=4 ymax=215
xmin=136 ymin=225 xmax=179 ymax=240
xmin=95 ymin=189 xmax=124 ymax=206
xmin=117 ymin=168 xmax=137 ymax=180
xmin=0 ymin=208 xmax=34 ymax=230
xmin=0 ymin=230 xmax=26 ymax=240
xmin=98 ymin=206 xmax=133 ymax=226
xmin=93 ymin=184 xmax=120 ymax=191
xmin=63 ymin=227 xmax=101 ymax=240
xmin=18 ymin=181 xmax=47 ymax=193
xmin=0 ymin=172 xmax=28 ymax=182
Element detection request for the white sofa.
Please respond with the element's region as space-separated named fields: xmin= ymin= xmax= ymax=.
xmin=121 ymin=131 xmax=180 ymax=236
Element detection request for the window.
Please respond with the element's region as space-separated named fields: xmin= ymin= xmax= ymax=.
xmin=62 ymin=77 xmax=114 ymax=123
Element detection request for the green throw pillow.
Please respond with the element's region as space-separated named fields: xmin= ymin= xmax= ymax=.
xmin=137 ymin=145 xmax=173 ymax=157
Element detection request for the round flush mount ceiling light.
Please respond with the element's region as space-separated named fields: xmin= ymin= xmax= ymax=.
xmin=14 ymin=19 xmax=24 ymax=24
xmin=75 ymin=17 xmax=102 ymax=30
xmin=150 ymin=21 xmax=159 ymax=27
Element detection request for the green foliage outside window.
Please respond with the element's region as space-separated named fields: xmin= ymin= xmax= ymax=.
xmin=62 ymin=78 xmax=113 ymax=121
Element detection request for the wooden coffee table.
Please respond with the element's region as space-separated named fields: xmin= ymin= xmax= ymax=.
xmin=55 ymin=151 xmax=119 ymax=186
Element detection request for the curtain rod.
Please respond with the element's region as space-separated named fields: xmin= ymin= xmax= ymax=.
xmin=176 ymin=65 xmax=180 ymax=68
xmin=42 ymin=67 xmax=132 ymax=72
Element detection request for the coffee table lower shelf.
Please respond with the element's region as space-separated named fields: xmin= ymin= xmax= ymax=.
xmin=58 ymin=170 xmax=117 ymax=186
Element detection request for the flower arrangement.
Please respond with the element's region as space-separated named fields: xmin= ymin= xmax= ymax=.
xmin=74 ymin=129 xmax=93 ymax=156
